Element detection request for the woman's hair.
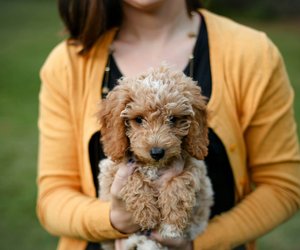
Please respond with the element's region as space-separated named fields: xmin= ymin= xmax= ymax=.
xmin=58 ymin=0 xmax=203 ymax=54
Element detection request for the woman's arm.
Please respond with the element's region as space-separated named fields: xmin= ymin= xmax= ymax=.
xmin=194 ymin=36 xmax=300 ymax=250
xmin=36 ymin=43 xmax=127 ymax=242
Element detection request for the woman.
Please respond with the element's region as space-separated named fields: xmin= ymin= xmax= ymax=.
xmin=36 ymin=0 xmax=300 ymax=249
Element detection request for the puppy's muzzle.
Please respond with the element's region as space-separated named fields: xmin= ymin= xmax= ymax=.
xmin=150 ymin=147 xmax=165 ymax=161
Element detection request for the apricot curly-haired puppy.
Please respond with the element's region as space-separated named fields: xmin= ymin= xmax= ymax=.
xmin=98 ymin=66 xmax=213 ymax=250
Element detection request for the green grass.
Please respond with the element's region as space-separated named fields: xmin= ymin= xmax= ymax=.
xmin=0 ymin=1 xmax=61 ymax=249
xmin=0 ymin=1 xmax=299 ymax=249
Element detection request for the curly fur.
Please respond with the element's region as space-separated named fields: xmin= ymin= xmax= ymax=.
xmin=98 ymin=66 xmax=213 ymax=250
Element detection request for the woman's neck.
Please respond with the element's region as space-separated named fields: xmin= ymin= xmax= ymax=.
xmin=112 ymin=0 xmax=201 ymax=77
xmin=120 ymin=0 xmax=193 ymax=43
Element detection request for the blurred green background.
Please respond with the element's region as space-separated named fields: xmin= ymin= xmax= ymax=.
xmin=0 ymin=0 xmax=299 ymax=249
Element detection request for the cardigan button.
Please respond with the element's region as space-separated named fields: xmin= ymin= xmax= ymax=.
xmin=239 ymin=178 xmax=247 ymax=186
xmin=229 ymin=144 xmax=237 ymax=152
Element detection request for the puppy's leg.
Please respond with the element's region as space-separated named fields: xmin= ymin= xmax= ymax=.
xmin=120 ymin=172 xmax=160 ymax=230
xmin=98 ymin=159 xmax=120 ymax=201
xmin=186 ymin=169 xmax=213 ymax=239
xmin=98 ymin=160 xmax=121 ymax=250
xmin=158 ymin=164 xmax=199 ymax=239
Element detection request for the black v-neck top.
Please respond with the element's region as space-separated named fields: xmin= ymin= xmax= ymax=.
xmin=87 ymin=16 xmax=237 ymax=250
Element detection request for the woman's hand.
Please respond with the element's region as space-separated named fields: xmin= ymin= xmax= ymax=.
xmin=111 ymin=157 xmax=188 ymax=248
xmin=150 ymin=230 xmax=193 ymax=250
xmin=109 ymin=161 xmax=140 ymax=234
xmin=154 ymin=157 xmax=185 ymax=187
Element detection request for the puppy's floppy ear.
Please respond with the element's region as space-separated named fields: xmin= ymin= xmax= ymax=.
xmin=183 ymin=84 xmax=209 ymax=160
xmin=98 ymin=84 xmax=131 ymax=162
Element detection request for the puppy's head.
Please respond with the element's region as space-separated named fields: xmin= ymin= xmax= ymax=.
xmin=98 ymin=66 xmax=208 ymax=164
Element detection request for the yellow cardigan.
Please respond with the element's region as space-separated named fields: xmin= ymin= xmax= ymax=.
xmin=37 ymin=9 xmax=300 ymax=250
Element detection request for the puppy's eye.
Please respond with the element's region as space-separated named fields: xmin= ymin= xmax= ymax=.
xmin=135 ymin=116 xmax=143 ymax=124
xmin=169 ymin=116 xmax=177 ymax=124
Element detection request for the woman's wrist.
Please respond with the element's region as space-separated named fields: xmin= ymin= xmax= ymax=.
xmin=109 ymin=205 xmax=140 ymax=234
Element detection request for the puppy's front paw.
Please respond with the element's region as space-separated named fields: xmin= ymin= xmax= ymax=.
xmin=121 ymin=173 xmax=161 ymax=230
xmin=159 ymin=224 xmax=183 ymax=239
xmin=132 ymin=205 xmax=160 ymax=230
xmin=125 ymin=235 xmax=165 ymax=250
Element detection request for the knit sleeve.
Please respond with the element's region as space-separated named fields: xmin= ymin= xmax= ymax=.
xmin=194 ymin=34 xmax=300 ymax=249
xmin=36 ymin=42 xmax=125 ymax=242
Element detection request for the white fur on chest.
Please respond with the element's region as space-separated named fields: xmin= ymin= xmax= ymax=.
xmin=137 ymin=166 xmax=159 ymax=181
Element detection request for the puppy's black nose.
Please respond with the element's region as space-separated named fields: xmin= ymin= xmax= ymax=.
xmin=150 ymin=147 xmax=165 ymax=161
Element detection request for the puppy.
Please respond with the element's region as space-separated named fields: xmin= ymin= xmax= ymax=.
xmin=98 ymin=66 xmax=213 ymax=250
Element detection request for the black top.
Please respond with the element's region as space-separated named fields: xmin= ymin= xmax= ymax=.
xmin=87 ymin=15 xmax=238 ymax=250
